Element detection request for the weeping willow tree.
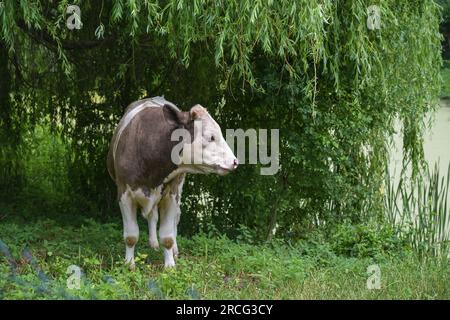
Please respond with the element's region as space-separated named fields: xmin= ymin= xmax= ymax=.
xmin=0 ymin=0 xmax=442 ymax=240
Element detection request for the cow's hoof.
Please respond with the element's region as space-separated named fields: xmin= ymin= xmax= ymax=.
xmin=149 ymin=239 xmax=159 ymax=250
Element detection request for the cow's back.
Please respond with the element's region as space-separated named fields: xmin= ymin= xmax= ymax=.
xmin=107 ymin=98 xmax=155 ymax=182
xmin=107 ymin=97 xmax=181 ymax=193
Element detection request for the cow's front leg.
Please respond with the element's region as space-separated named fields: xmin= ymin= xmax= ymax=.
xmin=119 ymin=191 xmax=138 ymax=270
xmin=172 ymin=173 xmax=185 ymax=259
xmin=158 ymin=193 xmax=178 ymax=268
xmin=172 ymin=206 xmax=181 ymax=258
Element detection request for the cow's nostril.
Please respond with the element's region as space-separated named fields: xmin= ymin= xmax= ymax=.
xmin=233 ymin=158 xmax=239 ymax=168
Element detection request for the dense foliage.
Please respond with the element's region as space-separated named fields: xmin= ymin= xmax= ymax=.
xmin=0 ymin=1 xmax=443 ymax=240
xmin=438 ymin=0 xmax=450 ymax=58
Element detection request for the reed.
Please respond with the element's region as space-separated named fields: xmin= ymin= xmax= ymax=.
xmin=385 ymin=163 xmax=450 ymax=259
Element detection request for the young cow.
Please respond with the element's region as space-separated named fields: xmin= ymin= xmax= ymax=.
xmin=107 ymin=97 xmax=238 ymax=268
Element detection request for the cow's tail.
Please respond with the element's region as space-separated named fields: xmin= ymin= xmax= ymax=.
xmin=107 ymin=138 xmax=116 ymax=182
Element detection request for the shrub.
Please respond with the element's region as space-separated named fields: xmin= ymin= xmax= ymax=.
xmin=329 ymin=222 xmax=407 ymax=258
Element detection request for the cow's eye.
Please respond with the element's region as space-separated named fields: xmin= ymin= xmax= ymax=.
xmin=210 ymin=135 xmax=215 ymax=142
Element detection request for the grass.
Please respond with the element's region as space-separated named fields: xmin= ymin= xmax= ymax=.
xmin=0 ymin=216 xmax=449 ymax=300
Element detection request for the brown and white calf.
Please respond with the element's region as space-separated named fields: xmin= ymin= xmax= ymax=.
xmin=107 ymin=97 xmax=238 ymax=268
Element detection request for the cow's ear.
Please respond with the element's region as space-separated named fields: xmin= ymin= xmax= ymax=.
xmin=162 ymin=104 xmax=182 ymax=126
xmin=190 ymin=104 xmax=206 ymax=121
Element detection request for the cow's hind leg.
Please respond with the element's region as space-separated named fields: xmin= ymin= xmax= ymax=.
xmin=119 ymin=191 xmax=139 ymax=270
xmin=148 ymin=206 xmax=159 ymax=249
xmin=137 ymin=187 xmax=161 ymax=250
xmin=158 ymin=193 xmax=178 ymax=268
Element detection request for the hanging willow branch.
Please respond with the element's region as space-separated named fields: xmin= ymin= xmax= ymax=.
xmin=0 ymin=0 xmax=443 ymax=233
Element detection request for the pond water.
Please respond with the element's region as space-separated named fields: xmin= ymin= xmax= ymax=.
xmin=423 ymin=102 xmax=450 ymax=172
xmin=389 ymin=101 xmax=450 ymax=181
xmin=389 ymin=101 xmax=450 ymax=243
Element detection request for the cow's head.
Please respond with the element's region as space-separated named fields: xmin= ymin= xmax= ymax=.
xmin=163 ymin=104 xmax=238 ymax=175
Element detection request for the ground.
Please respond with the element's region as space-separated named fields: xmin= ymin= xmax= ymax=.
xmin=0 ymin=216 xmax=449 ymax=300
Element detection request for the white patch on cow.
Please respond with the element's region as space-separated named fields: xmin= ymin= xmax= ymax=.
xmin=130 ymin=185 xmax=162 ymax=219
